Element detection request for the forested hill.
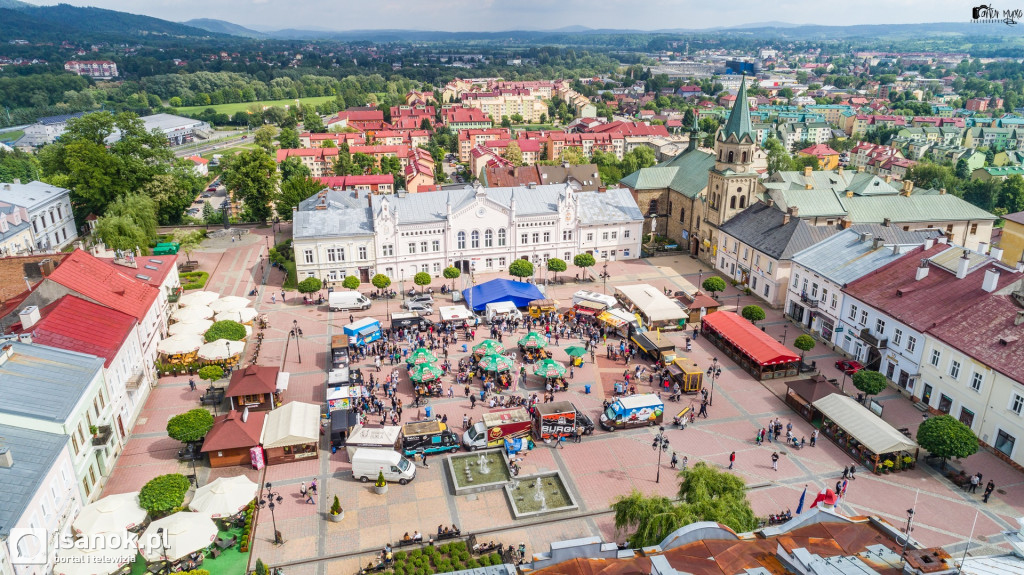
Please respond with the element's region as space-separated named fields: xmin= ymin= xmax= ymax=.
xmin=0 ymin=3 xmax=226 ymax=42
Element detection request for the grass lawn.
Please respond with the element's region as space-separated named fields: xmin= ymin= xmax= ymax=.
xmin=282 ymin=260 xmax=297 ymax=289
xmin=0 ymin=129 xmax=24 ymax=143
xmin=176 ymin=95 xmax=338 ymax=116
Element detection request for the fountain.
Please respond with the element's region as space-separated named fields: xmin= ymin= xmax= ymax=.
xmin=503 ymin=472 xmax=578 ymax=518
xmin=447 ymin=450 xmax=511 ymax=495
xmin=478 ymin=452 xmax=491 ymax=474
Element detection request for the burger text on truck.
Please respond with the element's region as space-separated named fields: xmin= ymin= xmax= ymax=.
xmin=532 ymin=401 xmax=594 ymax=443
xmin=600 ymin=393 xmax=665 ymax=431
xmin=401 ymin=419 xmax=460 ymax=456
xmin=462 ymin=407 xmax=532 ymax=450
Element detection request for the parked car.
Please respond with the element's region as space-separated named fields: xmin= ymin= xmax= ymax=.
xmin=408 ymin=294 xmax=434 ymax=305
xmin=403 ymin=301 xmax=433 ymax=315
xmin=206 ymin=186 xmax=217 ymax=192
xmin=835 ymin=359 xmax=864 ymax=375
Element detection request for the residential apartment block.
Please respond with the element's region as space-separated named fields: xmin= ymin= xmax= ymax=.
xmin=63 ymin=60 xmax=118 ymax=79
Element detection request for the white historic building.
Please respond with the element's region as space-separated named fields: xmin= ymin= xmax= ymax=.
xmin=0 ymin=181 xmax=77 ymax=252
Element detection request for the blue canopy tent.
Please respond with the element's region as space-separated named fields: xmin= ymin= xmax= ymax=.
xmin=461 ymin=278 xmax=544 ymax=312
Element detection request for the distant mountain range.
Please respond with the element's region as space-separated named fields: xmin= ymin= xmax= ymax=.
xmin=181 ymin=18 xmax=267 ymax=39
xmin=0 ymin=1 xmax=225 ymax=43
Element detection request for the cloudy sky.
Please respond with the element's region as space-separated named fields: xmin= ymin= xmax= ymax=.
xmin=21 ymin=0 xmax=970 ymax=31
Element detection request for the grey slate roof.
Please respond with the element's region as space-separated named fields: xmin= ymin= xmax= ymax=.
xmin=0 ymin=181 xmax=70 ymax=212
xmin=792 ymin=226 xmax=944 ymax=286
xmin=294 ymin=190 xmax=374 ymax=239
xmin=718 ymin=201 xmax=838 ymax=260
xmin=0 ymin=424 xmax=68 ymax=536
xmin=578 ymin=188 xmax=644 ymax=224
xmin=0 ymin=342 xmax=104 ymax=423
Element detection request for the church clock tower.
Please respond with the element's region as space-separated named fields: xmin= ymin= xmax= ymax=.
xmin=701 ymin=75 xmax=759 ymax=264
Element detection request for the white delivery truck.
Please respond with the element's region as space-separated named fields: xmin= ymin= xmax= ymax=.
xmin=439 ymin=305 xmax=479 ymax=327
xmin=351 ymin=448 xmax=416 ymax=484
xmin=329 ymin=291 xmax=371 ymax=311
xmin=485 ymin=301 xmax=522 ymax=324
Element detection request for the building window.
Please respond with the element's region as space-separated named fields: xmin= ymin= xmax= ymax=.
xmin=970 ymin=223 xmax=978 ymax=235
xmin=408 ymin=242 xmax=417 ymax=254
xmin=930 ymin=349 xmax=941 ymax=367
xmin=970 ymin=372 xmax=983 ymax=392
xmin=793 ymin=274 xmax=801 ymax=289
xmin=485 ymin=258 xmax=493 ymax=268
xmin=946 ymin=224 xmax=954 ymax=233
xmin=82 ymin=478 xmax=91 ymax=498
xmin=859 ymin=310 xmax=868 ymax=325
xmin=602 ymin=232 xmax=609 ymax=241
xmin=893 ymin=328 xmax=903 ymax=346
xmin=471 ymin=231 xmax=480 ymax=249
xmin=906 ymin=335 xmax=917 ymax=353
xmin=457 ymin=232 xmax=466 ymax=250
xmin=875 ymin=318 xmax=885 ymax=334
xmin=624 ymin=230 xmax=630 ymax=238
xmin=543 ymin=232 xmax=551 ymax=242
xmin=532 ymin=232 xmax=540 ymax=243
xmin=485 ymin=229 xmax=493 ymax=247
xmin=949 ymin=360 xmax=961 ymax=379
xmin=767 ymin=261 xmax=773 ymax=274
xmin=679 ymin=207 xmax=686 ymax=223
xmin=383 ymin=244 xmax=394 ymax=256
xmin=358 ymin=246 xmax=367 ymax=259
xmin=586 ymin=233 xmax=594 ymax=242
xmin=420 ymin=241 xmax=428 ymax=253
xmin=564 ymin=251 xmax=571 ymax=260
xmin=995 ymin=429 xmax=1016 ymax=457
xmin=499 ymin=257 xmax=506 ymax=267
xmin=433 ymin=263 xmax=441 ymax=273
xmin=498 ymin=228 xmax=506 ymax=246
xmin=763 ymin=283 xmax=770 ymax=296
xmin=326 ymin=248 xmax=338 ymax=262
xmin=1011 ymin=393 xmax=1024 ymax=416
xmin=303 ymin=250 xmax=313 ymax=264
xmin=521 ymin=233 xmax=529 ymax=244
xmin=648 ymin=199 xmax=658 ymax=214
xmin=754 ymin=254 xmax=761 ymax=267
xmin=431 ymin=240 xmax=439 ymax=251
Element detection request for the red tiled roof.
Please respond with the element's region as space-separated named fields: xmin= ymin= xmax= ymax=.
xmin=331 ymin=109 xmax=384 ymax=123
xmin=226 ymin=364 xmax=280 ymax=397
xmin=928 ymin=295 xmax=1024 ymax=381
xmin=46 ymin=249 xmax=158 ymax=322
xmin=97 ymin=254 xmax=177 ymax=288
xmin=702 ymin=311 xmax=800 ymax=366
xmin=187 ymin=156 xmax=209 ymax=164
xmin=201 ymin=409 xmax=266 ymax=452
xmin=276 ymin=148 xmax=338 ymax=162
xmin=317 ymin=175 xmax=394 ymax=187
xmin=843 ymin=244 xmax=1022 ymax=332
xmin=28 ymin=295 xmax=136 ymax=368
xmin=800 ymin=144 xmax=840 ymax=157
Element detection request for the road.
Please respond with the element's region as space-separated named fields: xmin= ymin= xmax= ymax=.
xmin=172 ymin=130 xmax=248 ymax=158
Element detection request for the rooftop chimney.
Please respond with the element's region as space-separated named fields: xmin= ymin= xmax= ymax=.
xmin=859 ymin=232 xmax=872 ymax=243
xmin=857 ymin=165 xmax=865 ymax=173
xmin=1016 ymin=310 xmax=1024 ymax=326
xmin=983 ymin=268 xmax=1000 ymax=292
xmin=978 ymin=241 xmax=989 ymax=256
xmin=804 ymin=166 xmax=813 ymax=177
xmin=924 ymin=238 xmax=935 ymax=250
xmin=992 ymin=247 xmax=1004 ymax=261
xmin=846 ymin=190 xmax=854 ymax=198
xmin=916 ymin=259 xmax=930 ymax=281
xmin=782 ymin=213 xmax=791 ymax=225
xmin=938 ymin=236 xmax=949 ymax=244
xmin=883 ymin=217 xmax=891 ymax=227
xmin=901 ymin=180 xmax=914 ymax=196
xmin=766 ymin=198 xmax=774 ymax=208
xmin=788 ymin=206 xmax=799 ymax=218
xmin=940 ymin=187 xmax=947 ymax=195
xmin=19 ymin=306 xmax=40 ymax=329
xmin=0 ymin=447 xmax=12 ymax=469
xmin=872 ymin=237 xmax=885 ymax=250
xmin=837 ymin=166 xmax=843 ymax=176
xmin=884 ymin=174 xmax=892 ymax=183
xmin=956 ymin=249 xmax=971 ymax=279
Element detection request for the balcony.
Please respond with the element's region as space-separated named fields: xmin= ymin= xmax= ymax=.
xmin=800 ymin=294 xmax=820 ymax=309
xmin=91 ymin=425 xmax=114 ymax=447
xmin=125 ymin=370 xmax=145 ymax=390
xmin=860 ymin=328 xmax=888 ymax=350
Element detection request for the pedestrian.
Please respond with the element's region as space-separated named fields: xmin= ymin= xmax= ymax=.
xmin=281 ymin=291 xmax=286 ymax=302
xmin=271 ymin=293 xmax=277 ymax=304
xmin=728 ymin=451 xmax=736 ymax=469
xmin=698 ymin=399 xmax=708 ymax=419
xmin=849 ymin=463 xmax=856 ymax=480
xmin=470 ymin=395 xmax=476 ymax=409
xmin=842 ymin=466 xmax=849 ymax=480
xmin=681 ymin=455 xmax=688 ymax=470
xmin=309 ymin=479 xmax=317 ymax=495
xmin=463 ymin=414 xmax=469 ymax=429
xmin=557 ymin=435 xmax=565 ymax=449
xmin=300 ymin=482 xmax=307 ymax=497
xmin=350 ymin=314 xmax=355 ymax=324
xmin=969 ymin=473 xmax=980 ymax=493
xmin=306 ymin=492 xmax=315 ymax=504
xmin=670 ymin=452 xmax=678 ymax=469
xmin=188 ymin=378 xmax=196 ymax=391
xmin=421 ymin=451 xmax=429 ymax=468
xmin=983 ymin=480 xmax=995 ymax=503
xmin=810 ymin=429 xmax=818 ymax=447
xmin=771 ymin=452 xmax=779 ymax=471
xmin=835 ymin=480 xmax=842 ymax=495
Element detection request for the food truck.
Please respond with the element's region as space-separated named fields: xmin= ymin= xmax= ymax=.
xmin=630 ymin=330 xmax=678 ymax=364
xmin=600 ymin=394 xmax=665 ymax=431
xmin=401 ymin=420 xmax=460 ymax=456
xmin=532 ymin=401 xmax=583 ymax=442
xmin=326 ymin=382 xmax=366 ymax=412
xmin=528 ymin=299 xmax=558 ymax=318
xmin=439 ymin=305 xmax=479 ymax=327
xmin=331 ymin=334 xmax=350 ymax=368
xmin=344 ymin=424 xmax=402 ymax=459
xmin=667 ymin=357 xmax=704 ymax=394
xmin=343 ymin=317 xmax=382 ymax=346
xmin=462 ymin=408 xmax=532 ymax=450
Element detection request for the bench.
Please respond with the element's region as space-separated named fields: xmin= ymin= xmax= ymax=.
xmin=395 ymin=538 xmax=420 ymax=548
xmin=436 ymin=530 xmax=461 ymax=541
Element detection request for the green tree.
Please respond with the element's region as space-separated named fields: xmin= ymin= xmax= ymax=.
xmin=762 ymin=137 xmax=793 ymax=174
xmin=342 ymin=275 xmax=360 ymax=290
xmin=955 ymin=158 xmax=970 ymax=180
xmin=740 ymin=305 xmax=765 ymax=324
xmin=702 ymin=276 xmax=727 ymax=297
xmin=852 ymin=369 xmax=888 ymax=401
xmin=254 ymin=560 xmax=269 ymax=575
xmin=166 ymin=408 xmax=215 ymax=444
xmin=547 ymin=258 xmax=567 ymax=281
xmin=197 ymin=365 xmax=223 ymax=384
xmin=573 ymin=253 xmax=596 ymax=278
xmin=222 ymin=148 xmax=279 ymax=223
xmin=278 ymin=127 xmax=300 ymax=149
xmin=621 ymin=147 xmax=656 ymax=175
xmin=94 ymin=194 xmax=158 ymax=251
xmin=171 ymin=229 xmax=203 ymax=262
xmin=916 ymin=414 xmax=979 ymax=470
xmin=204 ymin=320 xmax=247 ymax=342
xmin=509 ymin=258 xmax=534 ymax=278
xmin=278 ymin=175 xmax=323 ymax=221
xmin=443 ymin=266 xmax=461 ymax=290
xmin=304 ymin=111 xmax=326 ymax=133
xmin=371 ymin=273 xmax=392 ymax=291
xmin=503 ymin=141 xmax=524 ymax=167
xmin=254 ymin=125 xmax=277 ymax=154
xmin=559 ymin=147 xmax=587 ymax=165
xmin=999 ymin=174 xmax=1024 ymax=214
xmin=413 ymin=271 xmax=432 ymax=292
xmin=793 ymin=334 xmax=816 ymax=361
xmin=297 ymin=277 xmax=322 ymax=294
xmin=139 ymin=474 xmax=191 ymax=517
xmin=279 ymin=156 xmax=311 ymax=182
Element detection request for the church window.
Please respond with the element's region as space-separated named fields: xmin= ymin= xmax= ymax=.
xmin=739 ymin=196 xmax=746 ymax=208
xmin=457 ymin=231 xmax=466 ymax=249
xmin=730 ymin=196 xmax=736 ymax=209
xmin=718 ymin=150 xmax=722 ymax=161
xmin=679 ymin=207 xmax=686 ymax=223
xmin=742 ymin=151 xmax=747 ymax=163
xmin=471 ymin=230 xmax=480 ymax=249
xmin=498 ymin=228 xmax=507 ymax=246
xmin=648 ymin=199 xmax=658 ymax=215
xmin=728 ymin=150 xmax=734 ymax=163
xmin=484 ymin=229 xmax=493 ymax=247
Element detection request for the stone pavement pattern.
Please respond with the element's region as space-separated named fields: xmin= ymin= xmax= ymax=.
xmin=104 ymin=228 xmax=1024 ymax=574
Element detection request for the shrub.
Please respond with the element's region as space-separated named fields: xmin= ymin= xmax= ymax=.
xmin=466 ymin=559 xmax=481 ymax=569
xmin=330 ymin=495 xmax=342 ymax=515
xmin=297 ymin=277 xmax=322 ymax=294
xmin=702 ymin=276 xmax=727 ymax=296
xmin=197 ymin=365 xmax=224 ymax=383
xmin=394 ymin=551 xmax=407 ymax=562
xmin=740 ymin=305 xmax=765 ymax=324
xmin=489 ymin=552 xmax=502 ymax=565
xmin=180 ymin=271 xmax=209 ymax=290
xmin=166 ymin=408 xmax=214 ymax=443
xmin=204 ymin=320 xmax=246 ymax=342
xmin=342 ymin=275 xmax=360 ymax=290
xmin=139 ymin=473 xmax=190 ymax=516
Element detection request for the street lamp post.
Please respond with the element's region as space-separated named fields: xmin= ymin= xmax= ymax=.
xmin=781 ymin=325 xmax=788 ymax=346
xmin=157 ymin=526 xmax=169 ymax=572
xmin=652 ymin=426 xmax=670 ymax=483
xmin=698 ymin=268 xmax=703 ymax=290
xmin=736 ymin=293 xmax=741 ymax=313
xmin=706 ymin=358 xmax=722 ymax=407
xmin=260 ymin=482 xmax=284 ymax=545
xmin=291 ymin=320 xmax=303 ymax=364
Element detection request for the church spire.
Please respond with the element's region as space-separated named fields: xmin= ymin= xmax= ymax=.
xmin=721 ymin=74 xmax=753 ymax=142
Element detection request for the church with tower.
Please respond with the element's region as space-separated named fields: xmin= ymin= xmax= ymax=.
xmin=620 ymin=75 xmax=766 ymax=264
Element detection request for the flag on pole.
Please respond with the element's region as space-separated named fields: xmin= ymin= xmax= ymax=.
xmin=796 ymin=486 xmax=807 ymax=515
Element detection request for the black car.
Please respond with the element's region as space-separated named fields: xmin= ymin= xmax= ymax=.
xmin=576 ymin=411 xmax=595 ymax=435
xmin=391 ymin=313 xmax=434 ymax=332
xmin=177 ymin=441 xmax=204 ymax=461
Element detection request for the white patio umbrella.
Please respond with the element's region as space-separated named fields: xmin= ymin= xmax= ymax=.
xmin=156 ymin=334 xmax=203 ymax=356
xmin=178 ymin=291 xmax=220 ymax=308
xmin=139 ymin=512 xmax=218 ymax=562
xmin=171 ymin=305 xmax=214 ymax=323
xmin=209 ymin=296 xmax=252 ymax=314
xmin=188 ymin=475 xmax=258 ymax=518
xmin=214 ymin=307 xmax=258 ymax=324
xmin=197 ymin=339 xmax=245 ymax=361
xmin=54 ymin=531 xmax=137 ymax=575
xmin=73 ymin=492 xmax=147 ymax=536
xmin=167 ymin=319 xmax=214 ymax=337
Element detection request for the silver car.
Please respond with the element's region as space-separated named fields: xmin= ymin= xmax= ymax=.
xmin=403 ymin=301 xmax=433 ymax=315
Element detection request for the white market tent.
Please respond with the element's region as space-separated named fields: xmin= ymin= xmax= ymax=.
xmin=171 ymin=305 xmax=214 ymax=323
xmin=614 ymin=284 xmax=688 ymax=325
xmin=209 ymin=296 xmax=252 ymax=314
xmin=178 ymin=291 xmax=220 ymax=308
xmin=261 ymin=401 xmax=321 ymax=449
xmin=188 ymin=475 xmax=259 ymax=518
xmin=156 ymin=334 xmax=204 ymax=356
xmin=215 ymin=308 xmax=259 ymax=324
xmin=197 ymin=339 xmax=245 ymax=361
xmin=54 ymin=532 xmax=137 ymax=575
xmin=167 ymin=319 xmax=214 ymax=336
xmin=139 ymin=512 xmax=218 ymax=562
xmin=73 ymin=492 xmax=147 ymax=536
xmin=812 ymin=394 xmax=918 ymax=455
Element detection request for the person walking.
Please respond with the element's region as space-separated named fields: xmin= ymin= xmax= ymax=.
xmin=463 ymin=414 xmax=469 ymax=430
xmin=670 ymin=452 xmax=678 ymax=469
xmin=983 ymin=480 xmax=995 ymax=503
xmin=849 ymin=463 xmax=856 ymax=480
xmin=698 ymin=399 xmax=708 ymax=419
xmin=969 ymin=473 xmax=980 ymax=493
xmin=771 ymin=452 xmax=779 ymax=471
xmin=349 ymin=314 xmax=355 ymax=324
xmin=810 ymin=429 xmax=818 ymax=447
xmin=728 ymin=451 xmax=736 ymax=469
xmin=306 ymin=492 xmax=315 ymax=505
xmin=188 ymin=378 xmax=196 ymax=391
xmin=309 ymin=479 xmax=317 ymax=495
xmin=300 ymin=482 xmax=307 ymax=498
xmin=421 ymin=451 xmax=429 ymax=468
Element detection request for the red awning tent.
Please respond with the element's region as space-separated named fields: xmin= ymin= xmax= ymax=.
xmin=701 ymin=311 xmax=800 ymax=366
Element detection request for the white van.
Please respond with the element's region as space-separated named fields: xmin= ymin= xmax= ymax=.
xmin=329 ymin=291 xmax=371 ymax=311
xmin=572 ymin=290 xmax=618 ymax=309
xmin=351 ymin=448 xmax=416 ymax=485
xmin=439 ymin=305 xmax=479 ymax=327
xmin=485 ymin=301 xmax=523 ymax=324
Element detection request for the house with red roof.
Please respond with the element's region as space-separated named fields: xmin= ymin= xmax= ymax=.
xmin=441 ymin=107 xmax=492 ymax=130
xmin=186 ymin=155 xmax=208 ymax=176
xmin=326 ymin=108 xmax=388 ymax=131
xmin=798 ymin=144 xmax=841 ymax=170
xmin=297 ymin=132 xmax=365 ymax=148
xmin=226 ymin=364 xmax=281 ymax=411
xmin=457 ymin=127 xmax=511 ymax=162
xmin=202 ymin=408 xmax=267 ymax=468
xmin=316 ymin=174 xmax=394 ymax=194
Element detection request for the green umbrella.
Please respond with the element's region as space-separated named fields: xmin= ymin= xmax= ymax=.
xmin=564 ymin=346 xmax=587 ymax=358
xmin=406 ymin=347 xmax=437 ymax=366
xmin=518 ymin=331 xmax=547 ymax=349
xmin=533 ymin=359 xmax=566 ymax=379
xmin=410 ymin=362 xmax=444 ymax=383
xmin=472 ymin=339 xmax=504 ymax=355
xmin=478 ymin=353 xmax=513 ymax=372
